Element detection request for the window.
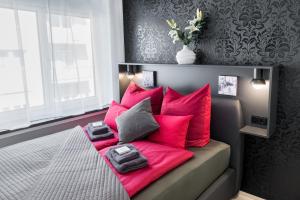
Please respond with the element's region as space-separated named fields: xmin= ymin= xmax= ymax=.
xmin=50 ymin=14 xmax=96 ymax=102
xmin=0 ymin=6 xmax=102 ymax=130
xmin=0 ymin=8 xmax=44 ymax=111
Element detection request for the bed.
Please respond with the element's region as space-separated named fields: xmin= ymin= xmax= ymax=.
xmin=0 ymin=97 xmax=243 ymax=200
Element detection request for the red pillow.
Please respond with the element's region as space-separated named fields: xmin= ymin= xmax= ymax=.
xmin=161 ymin=84 xmax=211 ymax=147
xmin=121 ymin=82 xmax=163 ymax=114
xmin=148 ymin=115 xmax=193 ymax=149
xmin=104 ymin=101 xmax=128 ymax=130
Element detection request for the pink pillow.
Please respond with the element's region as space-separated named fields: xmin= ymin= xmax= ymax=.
xmin=104 ymin=101 xmax=128 ymax=130
xmin=121 ymin=82 xmax=163 ymax=114
xmin=148 ymin=115 xmax=193 ymax=149
xmin=161 ymin=84 xmax=211 ymax=147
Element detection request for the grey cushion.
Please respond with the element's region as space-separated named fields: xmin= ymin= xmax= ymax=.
xmin=116 ymin=98 xmax=159 ymax=144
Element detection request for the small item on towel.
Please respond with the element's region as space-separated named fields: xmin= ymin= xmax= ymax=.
xmin=109 ymin=144 xmax=140 ymax=164
xmin=91 ymin=121 xmax=104 ymax=127
xmin=106 ymin=149 xmax=148 ymax=174
xmin=88 ymin=123 xmax=109 ymax=135
xmin=87 ymin=127 xmax=114 ymax=142
xmin=115 ymin=146 xmax=131 ymax=155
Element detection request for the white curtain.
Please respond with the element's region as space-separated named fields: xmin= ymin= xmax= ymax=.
xmin=0 ymin=0 xmax=124 ymax=131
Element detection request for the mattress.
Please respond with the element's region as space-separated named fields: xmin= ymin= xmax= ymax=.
xmin=133 ymin=139 xmax=230 ymax=200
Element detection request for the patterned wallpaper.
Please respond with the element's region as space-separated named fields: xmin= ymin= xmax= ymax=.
xmin=123 ymin=0 xmax=300 ymax=199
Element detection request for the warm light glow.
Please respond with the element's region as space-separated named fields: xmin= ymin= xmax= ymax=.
xmin=252 ymin=83 xmax=265 ymax=90
xmin=127 ymin=74 xmax=135 ymax=80
xmin=251 ymin=75 xmax=267 ymax=90
xmin=251 ymin=68 xmax=267 ymax=90
xmin=119 ymin=73 xmax=126 ymax=79
xmin=135 ymin=72 xmax=143 ymax=79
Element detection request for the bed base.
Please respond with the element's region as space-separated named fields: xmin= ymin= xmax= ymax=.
xmin=197 ymin=168 xmax=236 ymax=200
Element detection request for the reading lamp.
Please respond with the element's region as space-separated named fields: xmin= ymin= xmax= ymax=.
xmin=126 ymin=65 xmax=135 ymax=80
xmin=251 ymin=68 xmax=266 ymax=89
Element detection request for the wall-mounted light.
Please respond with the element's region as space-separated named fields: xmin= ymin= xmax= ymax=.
xmin=251 ymin=68 xmax=266 ymax=89
xmin=126 ymin=65 xmax=135 ymax=80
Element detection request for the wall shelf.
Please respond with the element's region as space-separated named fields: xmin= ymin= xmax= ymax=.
xmin=118 ymin=62 xmax=274 ymax=70
xmin=240 ymin=126 xmax=268 ymax=138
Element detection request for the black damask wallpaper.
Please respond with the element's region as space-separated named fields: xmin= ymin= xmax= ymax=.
xmin=123 ymin=0 xmax=300 ymax=199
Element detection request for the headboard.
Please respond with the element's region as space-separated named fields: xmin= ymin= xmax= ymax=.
xmin=210 ymin=97 xmax=244 ymax=193
xmin=118 ymin=63 xmax=278 ymax=138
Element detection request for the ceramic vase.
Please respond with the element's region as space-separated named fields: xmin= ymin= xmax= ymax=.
xmin=176 ymin=45 xmax=196 ymax=64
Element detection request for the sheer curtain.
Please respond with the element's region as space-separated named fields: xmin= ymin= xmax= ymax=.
xmin=0 ymin=0 xmax=124 ymax=131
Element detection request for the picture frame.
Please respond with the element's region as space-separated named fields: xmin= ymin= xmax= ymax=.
xmin=142 ymin=70 xmax=155 ymax=88
xmin=218 ymin=75 xmax=238 ymax=96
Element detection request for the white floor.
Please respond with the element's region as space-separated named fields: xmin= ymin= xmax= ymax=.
xmin=232 ymin=191 xmax=265 ymax=200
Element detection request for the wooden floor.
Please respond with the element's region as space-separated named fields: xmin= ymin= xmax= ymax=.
xmin=232 ymin=191 xmax=265 ymax=200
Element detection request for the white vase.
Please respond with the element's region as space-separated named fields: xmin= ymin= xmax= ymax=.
xmin=176 ymin=45 xmax=196 ymax=64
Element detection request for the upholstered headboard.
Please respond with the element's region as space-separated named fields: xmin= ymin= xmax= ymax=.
xmin=210 ymin=97 xmax=244 ymax=193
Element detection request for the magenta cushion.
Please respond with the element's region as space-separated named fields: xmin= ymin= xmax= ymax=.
xmin=147 ymin=115 xmax=193 ymax=149
xmin=161 ymin=84 xmax=211 ymax=147
xmin=104 ymin=101 xmax=128 ymax=130
xmin=121 ymin=82 xmax=163 ymax=114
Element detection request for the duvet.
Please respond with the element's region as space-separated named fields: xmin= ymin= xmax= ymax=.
xmin=0 ymin=126 xmax=193 ymax=200
xmin=0 ymin=126 xmax=129 ymax=200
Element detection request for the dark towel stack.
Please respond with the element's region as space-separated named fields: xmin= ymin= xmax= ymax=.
xmin=106 ymin=144 xmax=148 ymax=174
xmin=86 ymin=121 xmax=114 ymax=142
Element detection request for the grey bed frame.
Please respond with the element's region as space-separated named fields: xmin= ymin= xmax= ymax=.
xmin=197 ymin=97 xmax=244 ymax=200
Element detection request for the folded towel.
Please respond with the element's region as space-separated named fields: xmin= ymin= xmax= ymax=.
xmin=106 ymin=150 xmax=148 ymax=174
xmin=109 ymin=144 xmax=140 ymax=164
xmin=87 ymin=128 xmax=114 ymax=142
xmin=88 ymin=123 xmax=110 ymax=135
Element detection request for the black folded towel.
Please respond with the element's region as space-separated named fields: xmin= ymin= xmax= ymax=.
xmin=87 ymin=127 xmax=114 ymax=142
xmin=109 ymin=144 xmax=140 ymax=164
xmin=106 ymin=149 xmax=148 ymax=174
xmin=88 ymin=123 xmax=109 ymax=135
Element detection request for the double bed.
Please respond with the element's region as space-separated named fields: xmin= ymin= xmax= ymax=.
xmin=0 ymin=97 xmax=244 ymax=200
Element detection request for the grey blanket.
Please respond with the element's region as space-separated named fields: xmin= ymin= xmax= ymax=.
xmin=0 ymin=126 xmax=130 ymax=200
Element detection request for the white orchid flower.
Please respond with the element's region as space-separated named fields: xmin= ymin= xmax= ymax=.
xmin=166 ymin=9 xmax=205 ymax=45
xmin=168 ymin=30 xmax=180 ymax=43
xmin=166 ymin=19 xmax=178 ymax=29
xmin=185 ymin=24 xmax=200 ymax=32
xmin=189 ymin=19 xmax=195 ymax=25
xmin=196 ymin=9 xmax=203 ymax=20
